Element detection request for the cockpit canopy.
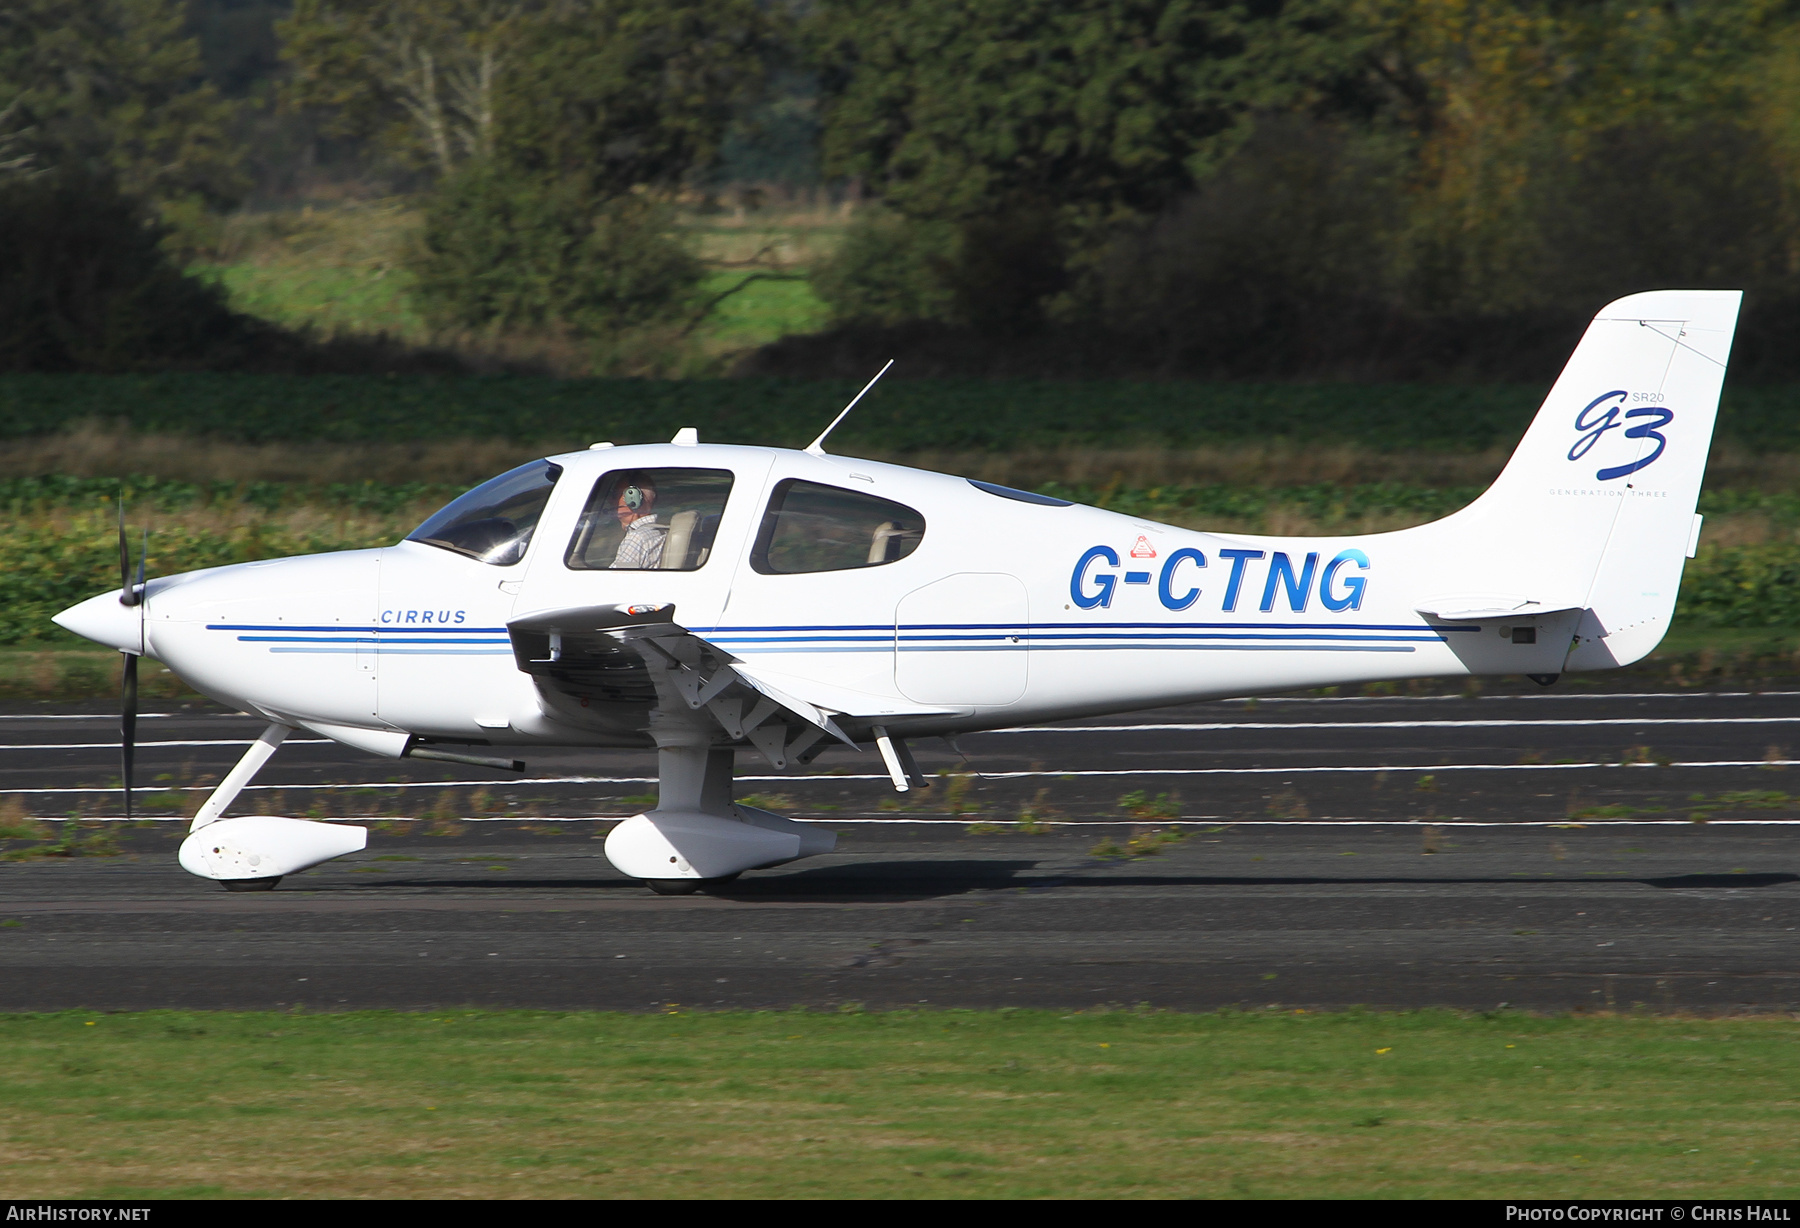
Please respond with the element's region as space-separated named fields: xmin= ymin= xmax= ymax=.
xmin=408 ymin=455 xmax=929 ymax=574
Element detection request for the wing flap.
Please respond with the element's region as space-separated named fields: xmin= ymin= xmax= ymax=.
xmin=507 ymin=603 xmax=858 ymax=765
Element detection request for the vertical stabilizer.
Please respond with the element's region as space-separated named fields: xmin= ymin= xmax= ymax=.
xmin=1411 ymin=290 xmax=1740 ymax=669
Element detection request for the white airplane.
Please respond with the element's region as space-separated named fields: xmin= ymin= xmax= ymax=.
xmin=54 ymin=290 xmax=1739 ymax=894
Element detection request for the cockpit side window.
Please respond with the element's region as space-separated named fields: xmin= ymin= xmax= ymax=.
xmin=565 ymin=468 xmax=735 ymax=571
xmin=750 ymin=479 xmax=925 ymax=575
xmin=406 ymin=460 xmax=562 ymax=567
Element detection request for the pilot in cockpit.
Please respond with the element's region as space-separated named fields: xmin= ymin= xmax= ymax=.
xmin=609 ymin=473 xmax=665 ymax=569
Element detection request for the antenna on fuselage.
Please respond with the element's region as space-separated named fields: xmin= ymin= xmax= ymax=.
xmin=805 ymin=359 xmax=894 ymax=457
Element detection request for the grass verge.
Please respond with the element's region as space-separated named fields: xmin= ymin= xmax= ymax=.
xmin=0 ymin=1008 xmax=1795 ymax=1198
xmin=0 ymin=650 xmax=198 ymax=702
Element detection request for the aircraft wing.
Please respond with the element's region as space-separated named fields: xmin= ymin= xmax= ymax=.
xmin=507 ymin=603 xmax=902 ymax=766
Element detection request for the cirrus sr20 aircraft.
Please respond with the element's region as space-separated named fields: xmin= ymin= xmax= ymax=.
xmin=55 ymin=290 xmax=1739 ymax=894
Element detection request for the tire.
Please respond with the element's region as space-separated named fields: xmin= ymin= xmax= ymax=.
xmin=220 ymin=877 xmax=281 ymax=892
xmin=646 ymin=878 xmax=701 ymax=896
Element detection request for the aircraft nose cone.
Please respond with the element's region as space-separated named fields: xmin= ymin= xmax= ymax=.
xmin=53 ymin=590 xmax=143 ymax=654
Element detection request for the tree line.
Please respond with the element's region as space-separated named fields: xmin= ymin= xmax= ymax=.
xmin=4 ymin=0 xmax=1799 ymax=377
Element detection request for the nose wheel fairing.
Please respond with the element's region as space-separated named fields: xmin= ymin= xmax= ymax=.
xmin=178 ymin=815 xmax=367 ymax=884
xmin=175 ymin=722 xmax=369 ymax=890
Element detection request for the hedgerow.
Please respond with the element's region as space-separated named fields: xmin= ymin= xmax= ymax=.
xmin=7 ymin=375 xmax=1797 ymax=453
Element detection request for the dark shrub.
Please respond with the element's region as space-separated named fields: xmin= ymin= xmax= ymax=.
xmin=0 ymin=174 xmax=250 ymax=372
xmin=410 ymin=165 xmax=705 ymax=337
xmin=810 ymin=209 xmax=957 ymax=327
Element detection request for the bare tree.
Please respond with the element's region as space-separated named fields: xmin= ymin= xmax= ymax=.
xmin=283 ymin=0 xmax=534 ymax=176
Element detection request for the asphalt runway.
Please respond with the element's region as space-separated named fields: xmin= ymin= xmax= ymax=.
xmin=5 ymin=685 xmax=1800 ymax=1013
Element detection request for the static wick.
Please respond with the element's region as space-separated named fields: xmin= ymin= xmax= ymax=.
xmin=805 ymin=359 xmax=894 ymax=457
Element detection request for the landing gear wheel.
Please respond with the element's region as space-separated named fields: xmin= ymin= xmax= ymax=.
xmin=646 ymin=879 xmax=701 ymax=896
xmin=220 ymin=877 xmax=281 ymax=892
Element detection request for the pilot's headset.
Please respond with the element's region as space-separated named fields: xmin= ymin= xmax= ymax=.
xmin=616 ymin=475 xmax=654 ymax=515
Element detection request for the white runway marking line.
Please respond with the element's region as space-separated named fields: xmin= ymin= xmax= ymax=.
xmin=987 ymin=716 xmax=1800 ymax=734
xmin=58 ymin=815 xmax=1800 ymax=827
xmin=13 ymin=759 xmax=1800 ymax=796
xmin=0 ymin=689 xmax=1787 ymax=723
xmin=0 ymin=739 xmax=333 ymax=752
xmin=0 ymin=713 xmax=176 ymax=721
xmin=9 ymin=710 xmax=1800 ymax=753
xmin=1246 ymin=691 xmax=1800 ymax=703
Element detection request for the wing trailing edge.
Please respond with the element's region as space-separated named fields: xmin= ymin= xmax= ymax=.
xmin=507 ymin=603 xmax=950 ymax=765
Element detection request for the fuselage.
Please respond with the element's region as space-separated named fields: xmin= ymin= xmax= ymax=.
xmin=56 ymin=440 xmax=1551 ymax=748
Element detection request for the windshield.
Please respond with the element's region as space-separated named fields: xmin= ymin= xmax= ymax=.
xmin=407 ymin=460 xmax=562 ymax=566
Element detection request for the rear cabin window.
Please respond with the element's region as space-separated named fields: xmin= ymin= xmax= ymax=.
xmin=407 ymin=460 xmax=561 ymax=567
xmin=750 ymin=479 xmax=925 ymax=575
xmin=564 ymin=468 xmax=735 ymax=571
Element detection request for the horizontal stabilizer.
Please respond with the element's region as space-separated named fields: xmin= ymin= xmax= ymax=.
xmin=1416 ymin=596 xmax=1583 ymax=621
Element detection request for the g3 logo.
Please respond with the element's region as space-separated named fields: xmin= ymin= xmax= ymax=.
xmin=1570 ymin=390 xmax=1674 ymax=481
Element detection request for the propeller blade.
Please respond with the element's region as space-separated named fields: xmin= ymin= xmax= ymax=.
xmin=121 ymin=652 xmax=138 ymax=821
xmin=117 ymin=499 xmax=135 ymax=606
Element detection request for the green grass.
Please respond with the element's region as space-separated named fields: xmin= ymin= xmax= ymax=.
xmin=192 ymin=265 xmax=828 ymax=360
xmin=0 ymin=1008 xmax=1795 ymax=1198
xmin=697 ymin=271 xmax=831 ymax=351
xmin=1654 ymin=624 xmax=1800 ymax=658
xmin=195 ymin=261 xmax=426 ymax=341
xmin=0 ymin=647 xmax=196 ymax=700
xmin=191 ymin=198 xmax=837 ymax=370
xmin=1 ymin=508 xmax=407 ymax=646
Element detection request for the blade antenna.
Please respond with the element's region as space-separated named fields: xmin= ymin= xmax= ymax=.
xmin=805 ymin=359 xmax=893 ymax=457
